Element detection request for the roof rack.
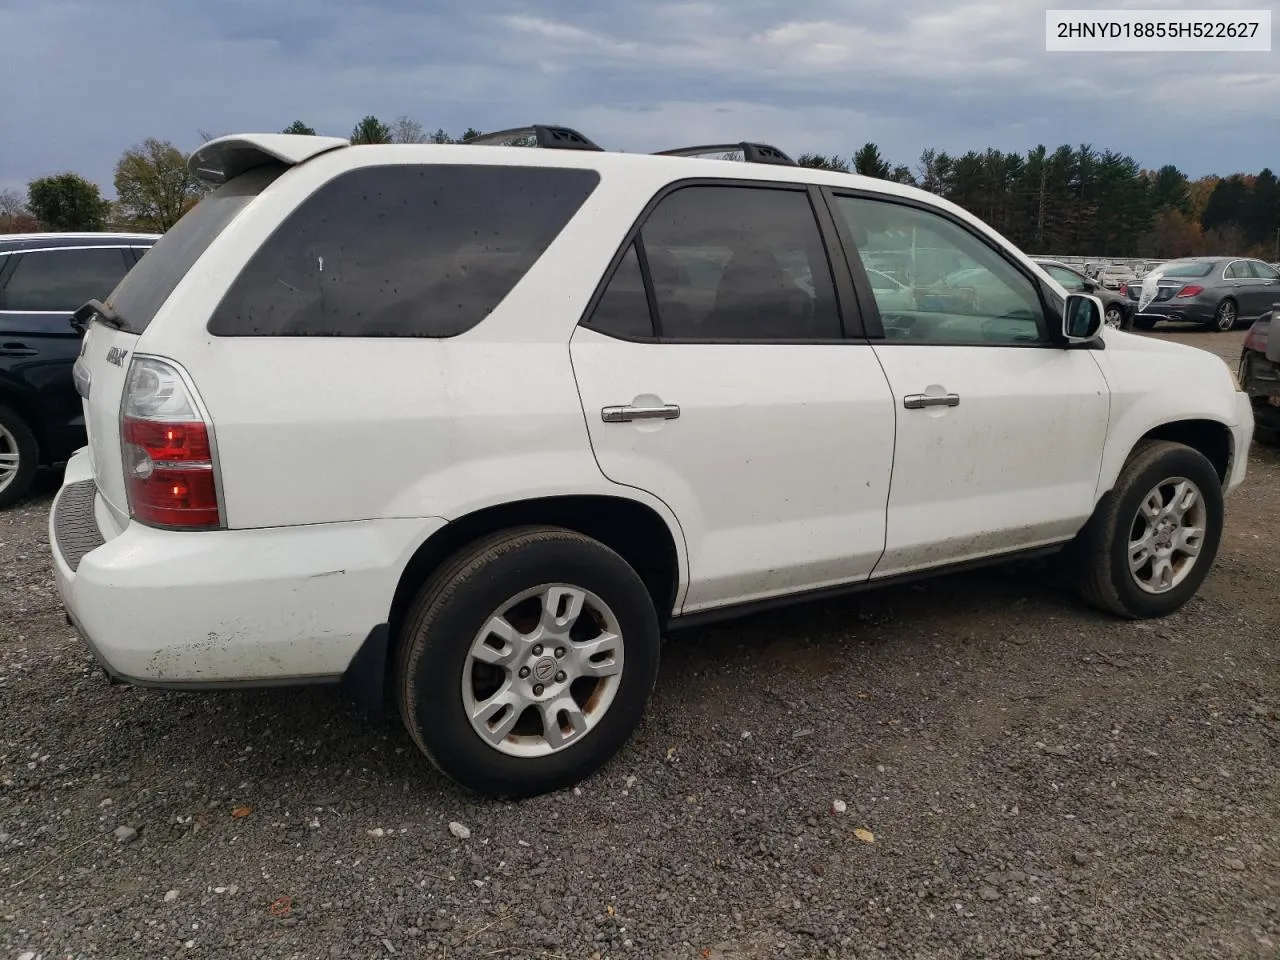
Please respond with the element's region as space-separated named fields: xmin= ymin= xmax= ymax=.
xmin=653 ymin=142 xmax=797 ymax=167
xmin=462 ymin=124 xmax=603 ymax=152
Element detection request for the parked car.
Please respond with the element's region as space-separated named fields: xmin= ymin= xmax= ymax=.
xmin=1032 ymin=258 xmax=1131 ymax=329
xmin=1099 ymin=263 xmax=1137 ymax=289
xmin=0 ymin=232 xmax=159 ymax=507
xmin=1239 ymin=305 xmax=1280 ymax=446
xmin=1123 ymin=256 xmax=1280 ymax=332
xmin=50 ymin=128 xmax=1252 ymax=799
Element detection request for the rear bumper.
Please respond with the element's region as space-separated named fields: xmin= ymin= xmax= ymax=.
xmin=1130 ymin=301 xmax=1217 ymax=324
xmin=49 ymin=449 xmax=445 ymax=687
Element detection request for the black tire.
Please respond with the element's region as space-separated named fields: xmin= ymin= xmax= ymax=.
xmin=1210 ymin=298 xmax=1237 ymax=332
xmin=1132 ymin=315 xmax=1156 ymax=331
xmin=0 ymin=404 xmax=39 ymax=510
xmin=1104 ymin=304 xmax=1128 ymax=331
xmin=395 ymin=525 xmax=661 ymax=798
xmin=1066 ymin=440 xmax=1223 ymax=619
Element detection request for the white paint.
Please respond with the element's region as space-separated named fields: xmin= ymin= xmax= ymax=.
xmin=50 ymin=135 xmax=1254 ymax=687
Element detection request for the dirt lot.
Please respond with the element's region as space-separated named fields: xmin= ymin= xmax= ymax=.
xmin=2 ymin=328 xmax=1277 ymax=960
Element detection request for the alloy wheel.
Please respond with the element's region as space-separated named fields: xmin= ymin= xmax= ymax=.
xmin=1127 ymin=476 xmax=1207 ymax=595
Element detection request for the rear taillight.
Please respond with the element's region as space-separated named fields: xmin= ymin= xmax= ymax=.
xmin=1175 ymin=285 xmax=1204 ymax=298
xmin=120 ymin=356 xmax=222 ymax=530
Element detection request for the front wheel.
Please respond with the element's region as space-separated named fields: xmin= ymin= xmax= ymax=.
xmin=1066 ymin=440 xmax=1223 ymax=619
xmin=1211 ymin=299 xmax=1237 ymax=332
xmin=396 ymin=526 xmax=661 ymax=798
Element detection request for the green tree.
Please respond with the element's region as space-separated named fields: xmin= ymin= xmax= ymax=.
xmin=114 ymin=138 xmax=206 ymax=231
xmin=853 ymin=143 xmax=891 ymax=179
xmin=350 ymin=115 xmax=392 ymax=144
xmin=282 ymin=120 xmax=317 ymax=135
xmin=27 ymin=173 xmax=109 ymax=231
xmin=1150 ymin=164 xmax=1191 ymax=216
xmin=460 ymin=127 xmax=483 ymax=142
xmin=796 ymin=153 xmax=850 ymax=172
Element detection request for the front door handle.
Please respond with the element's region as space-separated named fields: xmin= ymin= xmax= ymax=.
xmin=0 ymin=342 xmax=38 ymax=358
xmin=903 ymin=393 xmax=960 ymax=409
xmin=602 ymin=403 xmax=681 ymax=423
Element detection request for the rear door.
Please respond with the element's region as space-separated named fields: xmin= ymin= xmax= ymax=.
xmin=569 ymin=181 xmax=897 ymax=614
xmin=1246 ymin=260 xmax=1280 ymax=318
xmin=0 ymin=245 xmax=133 ymax=458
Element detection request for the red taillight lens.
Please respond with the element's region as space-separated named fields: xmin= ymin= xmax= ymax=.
xmin=1175 ymin=285 xmax=1204 ymax=298
xmin=120 ymin=357 xmax=222 ymax=530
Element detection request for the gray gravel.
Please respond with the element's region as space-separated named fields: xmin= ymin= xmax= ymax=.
xmin=2 ymin=328 xmax=1279 ymax=959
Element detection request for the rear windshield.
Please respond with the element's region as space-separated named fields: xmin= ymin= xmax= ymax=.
xmin=207 ymin=163 xmax=601 ymax=338
xmin=106 ymin=165 xmax=284 ymax=334
xmin=1157 ymin=261 xmax=1214 ymax=278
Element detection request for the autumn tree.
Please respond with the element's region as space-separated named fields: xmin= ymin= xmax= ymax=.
xmin=389 ymin=116 xmax=427 ymax=143
xmin=282 ymin=120 xmax=317 ymax=135
xmin=350 ymin=115 xmax=392 ymax=144
xmin=27 ymin=173 xmax=110 ymax=231
xmin=114 ymin=138 xmax=206 ymax=231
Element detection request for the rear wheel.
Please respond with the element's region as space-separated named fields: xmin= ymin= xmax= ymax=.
xmin=1211 ymin=299 xmax=1237 ymax=332
xmin=1104 ymin=304 xmax=1127 ymax=330
xmin=1067 ymin=440 xmax=1223 ymax=619
xmin=395 ymin=526 xmax=661 ymax=798
xmin=0 ymin=405 xmax=39 ymax=510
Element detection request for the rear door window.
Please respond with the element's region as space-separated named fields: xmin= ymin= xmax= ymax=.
xmin=0 ymin=247 xmax=131 ymax=312
xmin=208 ymin=163 xmax=601 ymax=338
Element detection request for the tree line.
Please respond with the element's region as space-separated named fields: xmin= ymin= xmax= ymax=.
xmin=2 ymin=116 xmax=1276 ymax=261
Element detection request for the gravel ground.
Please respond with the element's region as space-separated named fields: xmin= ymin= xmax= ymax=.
xmin=2 ymin=327 xmax=1278 ymax=960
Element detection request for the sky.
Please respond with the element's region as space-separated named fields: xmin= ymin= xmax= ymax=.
xmin=1 ymin=0 xmax=1278 ymax=199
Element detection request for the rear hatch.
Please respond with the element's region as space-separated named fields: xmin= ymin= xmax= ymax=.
xmin=76 ymin=167 xmax=288 ymax=523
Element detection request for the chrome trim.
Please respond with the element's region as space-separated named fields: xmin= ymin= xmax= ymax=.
xmin=0 ymin=244 xmax=152 ymax=258
xmin=601 ymin=403 xmax=681 ymax=423
xmin=903 ymin=393 xmax=960 ymax=409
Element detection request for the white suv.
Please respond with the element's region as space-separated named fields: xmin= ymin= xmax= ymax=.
xmin=50 ymin=127 xmax=1253 ymax=798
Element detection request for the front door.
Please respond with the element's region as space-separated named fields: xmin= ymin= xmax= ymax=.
xmin=569 ymin=182 xmax=897 ymax=614
xmin=825 ymin=190 xmax=1112 ymax=579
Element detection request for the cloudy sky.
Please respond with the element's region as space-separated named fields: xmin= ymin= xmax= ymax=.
xmin=1 ymin=0 xmax=1277 ymax=198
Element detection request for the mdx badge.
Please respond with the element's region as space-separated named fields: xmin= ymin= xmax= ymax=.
xmin=106 ymin=347 xmax=129 ymax=367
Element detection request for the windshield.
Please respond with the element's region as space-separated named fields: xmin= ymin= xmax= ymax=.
xmin=105 ymin=165 xmax=284 ymax=334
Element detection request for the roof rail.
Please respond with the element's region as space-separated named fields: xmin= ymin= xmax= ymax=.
xmin=654 ymin=142 xmax=797 ymax=167
xmin=462 ymin=125 xmax=604 ymax=152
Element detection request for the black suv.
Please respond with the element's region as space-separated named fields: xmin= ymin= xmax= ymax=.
xmin=0 ymin=232 xmax=159 ymax=507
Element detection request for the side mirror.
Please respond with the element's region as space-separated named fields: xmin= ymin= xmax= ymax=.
xmin=1063 ymin=293 xmax=1104 ymax=342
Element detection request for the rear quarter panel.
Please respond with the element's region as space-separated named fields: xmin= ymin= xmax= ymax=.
xmin=129 ymin=148 xmax=690 ymax=580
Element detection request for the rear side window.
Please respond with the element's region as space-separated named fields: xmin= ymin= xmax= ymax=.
xmin=209 ymin=164 xmax=601 ymax=338
xmin=108 ymin=166 xmax=283 ymax=334
xmin=0 ymin=247 xmax=130 ymax=312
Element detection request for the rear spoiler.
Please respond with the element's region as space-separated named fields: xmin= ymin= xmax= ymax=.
xmin=188 ymin=134 xmax=350 ymax=186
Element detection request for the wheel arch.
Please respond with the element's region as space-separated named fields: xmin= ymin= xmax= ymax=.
xmin=387 ymin=493 xmax=686 ymax=650
xmin=0 ymin=379 xmax=45 ymax=463
xmin=1105 ymin=417 xmax=1235 ymax=493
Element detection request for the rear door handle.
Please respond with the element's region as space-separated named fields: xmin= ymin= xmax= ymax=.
xmin=602 ymin=403 xmax=681 ymax=423
xmin=903 ymin=393 xmax=960 ymax=409
xmin=0 ymin=342 xmax=38 ymax=358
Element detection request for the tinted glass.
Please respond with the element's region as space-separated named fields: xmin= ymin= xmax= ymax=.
xmin=834 ymin=195 xmax=1046 ymax=344
xmin=1159 ymin=261 xmax=1214 ymax=278
xmin=585 ymin=242 xmax=653 ymax=338
xmin=637 ymin=185 xmax=842 ymax=340
xmin=108 ymin=167 xmax=282 ymax=334
xmin=1249 ymin=260 xmax=1280 ymax=280
xmin=1044 ymin=264 xmax=1085 ymax=288
xmin=209 ymin=164 xmax=600 ymax=338
xmin=1 ymin=247 xmax=129 ymax=312
xmin=1226 ymin=261 xmax=1249 ymax=279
